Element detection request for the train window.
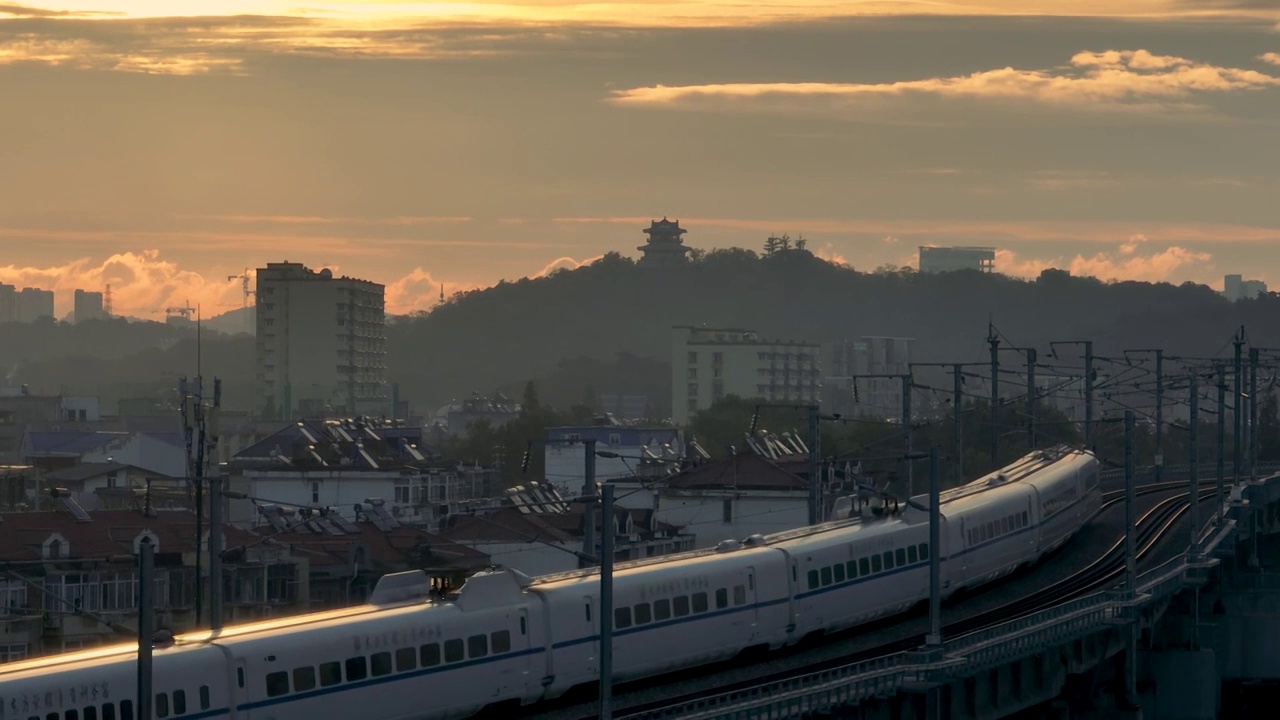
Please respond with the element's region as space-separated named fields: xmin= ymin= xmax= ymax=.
xmin=173 ymin=690 xmax=186 ymax=715
xmin=47 ymin=714 xmax=58 ymax=720
xmin=295 ymin=666 xmax=317 ymax=692
xmin=807 ymin=569 xmax=819 ymax=589
xmin=320 ymin=661 xmax=343 ymax=686
xmin=67 ymin=711 xmax=79 ymax=720
xmin=468 ymin=634 xmax=489 ymax=658
xmin=907 ymin=545 xmax=918 ymax=563
xmin=199 ymin=686 xmax=210 ymax=711
xmin=1002 ymin=517 xmax=1010 ymax=534
xmin=654 ymin=598 xmax=671 ymax=621
xmin=371 ymin=651 xmax=393 ymax=676
xmin=85 ymin=708 xmax=97 ymax=720
xmin=734 ymin=585 xmax=746 ymax=605
xmin=673 ymin=596 xmax=690 ymax=617
xmin=420 ymin=644 xmax=441 ymax=667
xmin=692 ymin=592 xmax=708 ymax=613
xmin=520 ymin=616 xmax=527 ymax=635
xmin=237 ymin=668 xmax=245 ymax=689
xmin=346 ymin=655 xmax=369 ymax=681
xmin=444 ymin=639 xmax=464 ymax=663
xmin=120 ymin=700 xmax=133 ymax=720
xmin=615 ymin=606 xmax=632 ymax=628
xmin=748 ymin=574 xmax=754 ymax=590
xmin=634 ymin=603 xmax=652 ymax=624
xmin=844 ymin=560 xmax=856 ymax=579
xmin=1022 ymin=511 xmax=1029 ymax=525
xmin=834 ymin=564 xmax=845 ymax=583
xmin=585 ymin=603 xmax=592 ymax=622
xmin=821 ymin=567 xmax=833 ymax=587
xmin=895 ymin=548 xmax=906 ymax=566
xmin=156 ymin=693 xmax=170 ymax=718
xmin=266 ymin=672 xmax=290 ymax=697
xmin=492 ymin=630 xmax=512 ymax=653
xmin=858 ymin=558 xmax=870 ymax=576
xmin=396 ymin=647 xmax=418 ymax=672
xmin=919 ymin=543 xmax=929 ymax=560
xmin=103 ymin=704 xmax=116 ymax=720
xmin=870 ymin=555 xmax=882 ymax=573
xmin=882 ymin=551 xmax=894 ymax=570
xmin=714 ymin=588 xmax=727 ymax=609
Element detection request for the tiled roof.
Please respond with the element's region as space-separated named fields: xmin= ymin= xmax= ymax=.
xmin=44 ymin=462 xmax=132 ymax=483
xmin=23 ymin=431 xmax=122 ymax=456
xmin=250 ymin=521 xmax=488 ymax=571
xmin=0 ymin=509 xmax=245 ymax=561
xmin=665 ymin=452 xmax=807 ymax=491
xmin=437 ymin=506 xmax=577 ymax=545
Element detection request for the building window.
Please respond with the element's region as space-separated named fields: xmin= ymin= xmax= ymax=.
xmin=311 ymin=482 xmax=320 ymax=503
xmin=394 ymin=478 xmax=411 ymax=504
xmin=687 ymin=383 xmax=698 ymax=397
xmin=713 ymin=352 xmax=723 ymax=364
xmin=0 ymin=581 xmax=27 ymax=614
xmin=687 ymin=351 xmax=697 ymax=364
xmin=0 ymin=643 xmax=27 ymax=663
xmin=608 ymin=433 xmax=621 ymax=446
xmin=687 ymin=368 xmax=697 ymax=380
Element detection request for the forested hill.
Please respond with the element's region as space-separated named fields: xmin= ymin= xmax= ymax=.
xmin=388 ymin=249 xmax=1280 ymax=412
xmin=6 ymin=248 xmax=1278 ymax=416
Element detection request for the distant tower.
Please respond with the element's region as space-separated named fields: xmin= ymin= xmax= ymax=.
xmin=103 ymin=284 xmax=113 ymax=317
xmin=440 ymin=284 xmax=445 ymax=304
xmin=637 ymin=218 xmax=692 ymax=269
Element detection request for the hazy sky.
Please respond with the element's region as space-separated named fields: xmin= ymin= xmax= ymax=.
xmin=4 ymin=1 xmax=1280 ymax=318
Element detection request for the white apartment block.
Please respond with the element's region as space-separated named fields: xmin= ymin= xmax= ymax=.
xmin=255 ymin=262 xmax=387 ymax=419
xmin=671 ymin=326 xmax=821 ymax=425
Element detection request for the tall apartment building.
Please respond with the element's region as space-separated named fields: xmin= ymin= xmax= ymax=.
xmin=824 ymin=337 xmax=914 ymax=419
xmin=256 ymin=262 xmax=387 ymax=420
xmin=73 ymin=290 xmax=104 ymax=323
xmin=1223 ymin=274 xmax=1267 ymax=302
xmin=0 ymin=284 xmax=14 ymax=323
xmin=918 ymin=246 xmax=996 ymax=274
xmin=671 ymin=326 xmax=821 ymax=425
xmin=16 ymin=288 xmax=54 ymax=323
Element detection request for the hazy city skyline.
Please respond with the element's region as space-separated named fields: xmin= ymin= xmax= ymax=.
xmin=5 ymin=1 xmax=1280 ymax=317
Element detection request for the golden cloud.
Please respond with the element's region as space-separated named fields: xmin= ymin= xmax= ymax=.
xmin=609 ymin=49 xmax=1280 ymax=114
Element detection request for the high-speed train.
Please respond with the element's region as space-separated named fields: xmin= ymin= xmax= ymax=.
xmin=0 ymin=447 xmax=1099 ymax=720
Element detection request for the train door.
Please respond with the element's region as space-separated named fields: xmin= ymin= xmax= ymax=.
xmin=743 ymin=567 xmax=760 ymax=641
xmin=229 ymin=657 xmax=249 ymax=720
xmin=583 ymin=595 xmax=598 ymax=678
xmin=786 ymin=558 xmax=800 ymax=638
xmin=493 ymin=610 xmax=530 ymax=699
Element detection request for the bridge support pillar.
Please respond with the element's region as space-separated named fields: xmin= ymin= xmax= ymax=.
xmin=1143 ymin=648 xmax=1219 ymax=720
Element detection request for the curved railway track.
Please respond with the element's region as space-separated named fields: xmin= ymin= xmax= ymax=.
xmin=521 ymin=482 xmax=1205 ymax=720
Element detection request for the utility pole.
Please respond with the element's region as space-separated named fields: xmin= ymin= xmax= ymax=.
xmin=1189 ymin=374 xmax=1199 ymax=554
xmin=1154 ymin=350 xmax=1164 ymax=482
xmin=1085 ymin=341 xmax=1095 ymax=449
xmin=953 ymin=364 xmax=964 ymax=485
xmin=989 ymin=326 xmax=1000 ymax=466
xmin=808 ymin=405 xmax=821 ymax=524
xmin=582 ymin=439 xmax=598 ymax=568
xmin=1249 ymin=347 xmax=1259 ymax=482
xmin=1123 ymin=409 xmax=1138 ymax=709
xmin=138 ymin=536 xmax=155 ymax=720
xmin=1026 ymin=348 xmax=1037 ymax=450
xmin=1234 ymin=329 xmax=1245 ymax=487
xmin=902 ymin=375 xmax=913 ymax=497
xmin=209 ymin=474 xmax=224 ymax=631
xmin=926 ymin=446 xmax=942 ymax=649
xmin=1217 ymin=365 xmax=1227 ymax=524
xmin=599 ymin=482 xmax=614 ymax=720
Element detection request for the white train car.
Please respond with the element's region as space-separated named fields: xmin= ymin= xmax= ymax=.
xmin=530 ymin=543 xmax=790 ymax=695
xmin=1022 ymin=450 xmax=1101 ymax=559
xmin=769 ymin=517 xmax=931 ymax=638
xmin=0 ymin=448 xmax=1102 ymax=720
xmin=223 ymin=571 xmax=542 ymax=720
xmin=0 ymin=640 xmax=228 ymax=720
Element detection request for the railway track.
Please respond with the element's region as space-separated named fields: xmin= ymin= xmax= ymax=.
xmin=529 ymin=483 xmax=1204 ymax=720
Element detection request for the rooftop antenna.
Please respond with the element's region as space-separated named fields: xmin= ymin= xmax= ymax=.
xmin=439 ymin=284 xmax=445 ymax=305
xmin=104 ymin=284 xmax=113 ymax=317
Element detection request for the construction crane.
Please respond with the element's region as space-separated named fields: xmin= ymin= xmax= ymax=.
xmin=227 ymin=268 xmax=255 ymax=333
xmin=165 ymin=302 xmax=195 ymax=320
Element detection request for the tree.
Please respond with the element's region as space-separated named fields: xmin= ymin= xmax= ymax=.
xmin=521 ymin=380 xmax=542 ymax=418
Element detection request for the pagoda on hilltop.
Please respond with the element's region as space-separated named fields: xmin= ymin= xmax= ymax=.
xmin=637 ymin=217 xmax=692 ymax=269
